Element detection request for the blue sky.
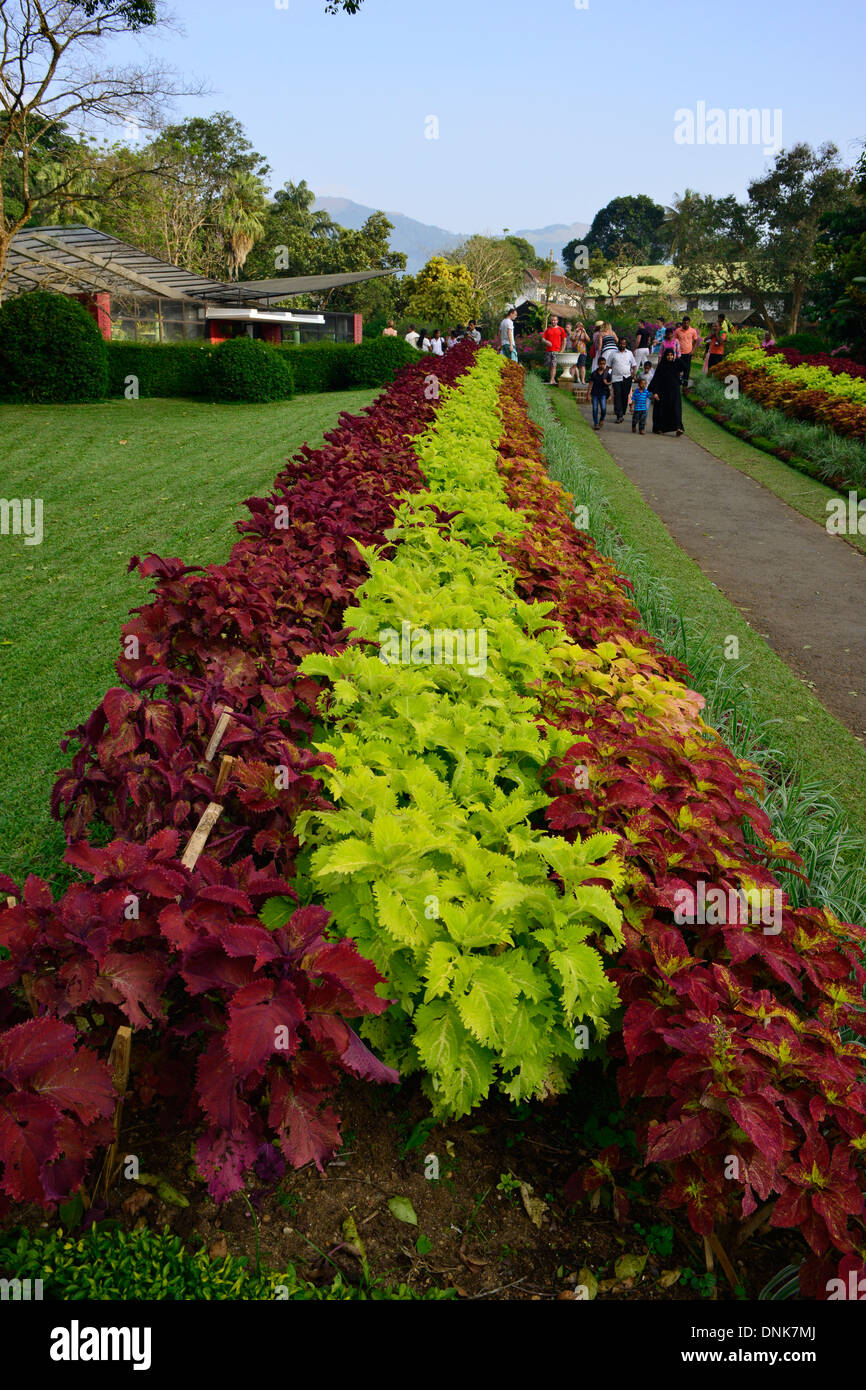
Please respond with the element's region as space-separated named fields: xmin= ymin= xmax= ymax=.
xmin=112 ymin=0 xmax=864 ymax=233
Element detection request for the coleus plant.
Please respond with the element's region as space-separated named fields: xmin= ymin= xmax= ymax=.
xmin=0 ymin=831 xmax=397 ymax=1205
xmin=51 ymin=343 xmax=479 ymax=865
xmin=279 ymin=354 xmax=626 ymax=1117
xmin=492 ymin=359 xmax=866 ymax=1292
xmin=1 ymin=353 xmax=483 ymax=1207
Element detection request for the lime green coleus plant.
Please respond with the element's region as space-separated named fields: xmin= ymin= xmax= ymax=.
xmin=267 ymin=353 xmax=626 ymax=1117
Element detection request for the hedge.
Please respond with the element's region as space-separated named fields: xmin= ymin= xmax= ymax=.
xmin=107 ymin=341 xmax=214 ymax=398
xmin=105 ymin=335 xmax=418 ymax=400
xmin=208 ymin=336 xmax=294 ymax=403
xmin=0 ymin=291 xmax=108 ymax=403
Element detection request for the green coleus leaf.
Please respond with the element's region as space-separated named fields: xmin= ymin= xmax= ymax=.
xmin=454 ymin=959 xmax=520 ymax=1048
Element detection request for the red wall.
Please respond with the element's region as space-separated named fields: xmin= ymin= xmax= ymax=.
xmin=353 ymin=314 xmax=363 ymax=344
xmin=77 ymin=292 xmax=112 ymax=340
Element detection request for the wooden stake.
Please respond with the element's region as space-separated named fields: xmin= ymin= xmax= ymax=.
xmin=205 ymin=707 xmax=235 ymax=762
xmin=709 ymin=1233 xmax=740 ymax=1291
xmin=214 ymin=753 xmax=236 ymax=797
xmin=6 ymin=897 xmax=38 ymax=1016
xmin=97 ymin=1025 xmax=133 ymax=1196
xmin=181 ymin=801 xmax=223 ymax=870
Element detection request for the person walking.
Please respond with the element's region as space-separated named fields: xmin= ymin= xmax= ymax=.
xmin=465 ymin=319 xmax=481 ymax=344
xmin=541 ymin=314 xmax=568 ymax=384
xmin=404 ymin=324 xmax=420 ymax=348
xmin=590 ymin=320 xmax=604 ymax=371
xmin=673 ymin=315 xmax=701 ymax=391
xmin=705 ymin=314 xmax=728 ymax=373
xmin=382 ymin=319 xmax=398 ymax=337
xmin=652 ymin=321 xmax=666 ymax=362
xmin=598 ymin=321 xmax=619 ymax=367
xmin=607 ymin=336 xmax=637 ymax=422
xmin=630 ymin=376 xmax=651 ymax=434
xmin=649 ymin=348 xmax=684 ymax=436
xmin=571 ymin=321 xmax=589 ymax=383
xmin=430 ymin=329 xmax=445 ymax=356
xmin=500 ymin=307 xmax=518 ymax=360
xmin=417 ymin=328 xmax=432 ymax=353
xmin=589 ymin=355 xmax=612 ymax=429
xmin=634 ymin=319 xmax=653 ymax=371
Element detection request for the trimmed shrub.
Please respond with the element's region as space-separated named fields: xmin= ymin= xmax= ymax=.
xmin=0 ymin=1225 xmax=454 ymax=1300
xmin=279 ymin=341 xmax=354 ymax=393
xmin=774 ymin=331 xmax=832 ymax=354
xmin=207 ymin=335 xmax=294 ymax=403
xmin=0 ymin=290 xmax=108 ymax=403
xmin=107 ymin=341 xmax=214 ymax=398
xmin=343 ymin=335 xmax=417 ymax=386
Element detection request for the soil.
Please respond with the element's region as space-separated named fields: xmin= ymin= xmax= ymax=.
xmin=39 ymin=1064 xmax=804 ymax=1304
xmin=578 ymin=401 xmax=866 ymax=742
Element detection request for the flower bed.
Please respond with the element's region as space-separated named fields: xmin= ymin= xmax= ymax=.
xmin=490 ymin=360 xmax=866 ymax=1296
xmin=716 ymin=347 xmax=866 ymax=439
xmin=0 ymin=344 xmax=479 ymax=1208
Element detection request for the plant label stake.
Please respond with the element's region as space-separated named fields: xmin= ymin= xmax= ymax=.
xmin=205 ymin=707 xmax=235 ymax=762
xmin=97 ymin=1025 xmax=133 ymax=1196
xmin=181 ymin=802 xmax=224 ymax=870
xmin=215 ymin=754 xmax=236 ymax=796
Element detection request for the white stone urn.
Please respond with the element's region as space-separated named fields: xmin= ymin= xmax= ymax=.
xmin=555 ymin=352 xmax=580 ymax=379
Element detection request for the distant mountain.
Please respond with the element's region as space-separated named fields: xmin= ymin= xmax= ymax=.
xmin=313 ymin=198 xmax=591 ymax=274
xmin=314 ymin=197 xmax=463 ymax=274
xmin=512 ymin=221 xmax=592 ymax=265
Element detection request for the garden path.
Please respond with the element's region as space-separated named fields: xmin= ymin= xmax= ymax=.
xmin=575 ymin=399 xmax=866 ymax=741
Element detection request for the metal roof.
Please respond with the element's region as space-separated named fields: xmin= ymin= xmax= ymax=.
xmin=2 ymin=226 xmax=395 ymax=305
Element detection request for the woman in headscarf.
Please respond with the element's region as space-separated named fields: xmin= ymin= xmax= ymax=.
xmin=649 ymin=348 xmax=684 ymax=436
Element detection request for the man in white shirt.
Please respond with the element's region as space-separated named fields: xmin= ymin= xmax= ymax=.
xmin=607 ymin=337 xmax=637 ymax=422
xmin=404 ymin=324 xmax=420 ymax=348
xmin=500 ymin=308 xmax=517 ymax=359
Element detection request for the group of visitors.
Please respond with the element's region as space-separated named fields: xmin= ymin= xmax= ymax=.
xmin=515 ymin=310 xmax=727 ymax=438
xmin=382 ymin=319 xmax=482 ymax=352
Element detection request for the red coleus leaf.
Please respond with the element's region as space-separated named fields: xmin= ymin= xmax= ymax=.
xmin=646 ymin=1112 xmax=718 ymax=1163
xmin=93 ymin=951 xmax=169 ymax=1029
xmin=0 ymin=1092 xmax=62 ymax=1202
xmin=0 ymin=1018 xmax=80 ymax=1085
xmin=267 ymin=1072 xmax=342 ymax=1171
xmin=304 ymin=1014 xmax=398 ymax=1085
xmin=194 ymin=1127 xmax=261 ymax=1204
xmin=30 ymin=1051 xmax=116 ymax=1126
xmin=225 ymin=979 xmax=305 ymax=1079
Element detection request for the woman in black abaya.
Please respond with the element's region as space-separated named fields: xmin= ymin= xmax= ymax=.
xmin=649 ymin=348 xmax=684 ymax=436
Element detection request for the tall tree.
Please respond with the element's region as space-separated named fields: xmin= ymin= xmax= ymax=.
xmin=403 ymin=255 xmax=475 ymax=326
xmin=585 ymin=195 xmax=668 ymax=263
xmin=0 ymin=0 xmax=204 ymax=287
xmin=447 ymin=234 xmax=524 ymax=319
xmin=219 ymin=171 xmax=268 ymax=280
xmin=95 ymin=113 xmax=270 ymax=278
xmin=674 ymin=144 xmax=850 ymax=334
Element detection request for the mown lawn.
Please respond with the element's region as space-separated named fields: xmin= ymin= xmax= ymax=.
xmin=0 ymin=390 xmax=377 ymax=887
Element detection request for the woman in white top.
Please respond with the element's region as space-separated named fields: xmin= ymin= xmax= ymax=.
xmin=430 ymin=330 xmax=445 ymax=356
xmin=417 ymin=330 xmax=431 ymax=353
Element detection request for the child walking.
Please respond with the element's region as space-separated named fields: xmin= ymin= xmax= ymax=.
xmin=590 ymin=356 xmax=612 ymax=429
xmin=631 ymin=377 xmax=651 ymax=434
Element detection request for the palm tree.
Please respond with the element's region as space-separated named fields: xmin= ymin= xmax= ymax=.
xmin=661 ymin=188 xmax=701 ymax=261
xmin=219 ymin=172 xmax=267 ymax=280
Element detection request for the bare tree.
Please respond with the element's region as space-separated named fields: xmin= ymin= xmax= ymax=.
xmin=0 ymin=0 xmax=206 ymax=288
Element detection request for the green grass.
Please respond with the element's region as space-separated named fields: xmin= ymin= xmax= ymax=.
xmin=0 ymin=390 xmax=378 ymax=887
xmin=682 ymin=399 xmax=866 ymax=558
xmin=545 ymin=386 xmax=866 ymax=845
